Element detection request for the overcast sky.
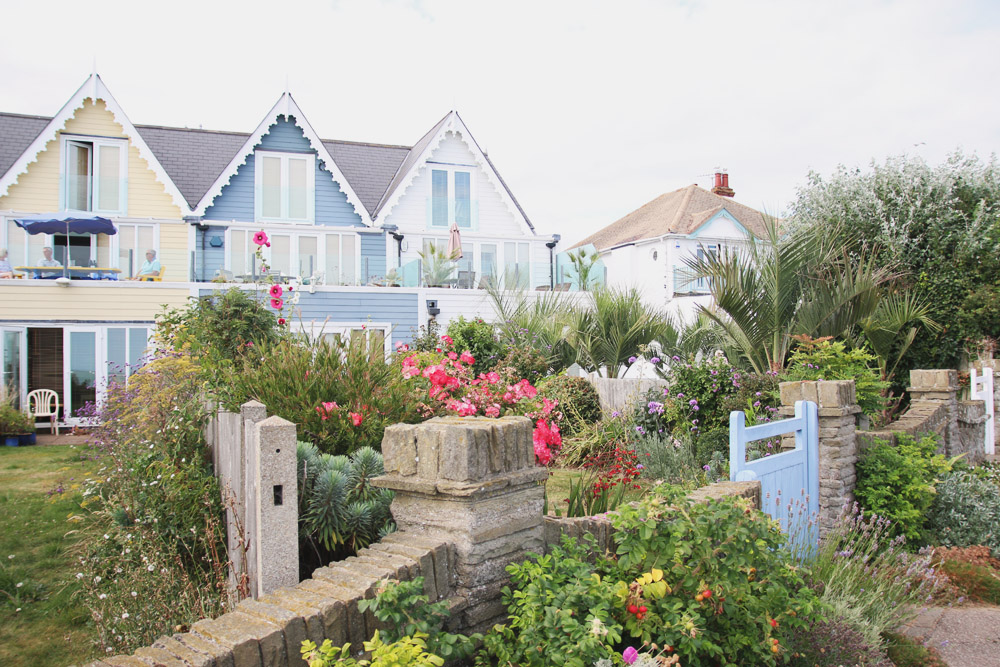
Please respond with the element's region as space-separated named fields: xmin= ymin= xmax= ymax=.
xmin=2 ymin=0 xmax=998 ymax=245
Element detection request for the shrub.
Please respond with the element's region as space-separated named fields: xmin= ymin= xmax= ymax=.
xmin=807 ymin=503 xmax=943 ymax=649
xmin=855 ymin=432 xmax=954 ymax=541
xmin=219 ymin=335 xmax=420 ymax=455
xmin=785 ymin=614 xmax=892 ymax=667
xmin=556 ymin=410 xmax=630 ymax=467
xmin=445 ymin=316 xmax=503 ymax=376
xmin=629 ymin=433 xmax=702 ymax=485
xmin=0 ymin=402 xmax=33 ymax=435
xmin=553 ymin=444 xmax=643 ymax=517
xmin=302 ymin=633 xmax=443 ymax=667
xmin=781 ymin=336 xmax=888 ymax=418
xmin=77 ymin=353 xmax=235 ymax=654
xmin=493 ymin=342 xmax=549 ymax=386
xmin=536 ymin=375 xmax=601 ymax=436
xmin=297 ymin=443 xmax=394 ymax=573
xmin=927 ymin=470 xmax=1000 ymax=557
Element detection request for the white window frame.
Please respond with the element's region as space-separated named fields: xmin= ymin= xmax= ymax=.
xmin=113 ymin=223 xmax=159 ymax=274
xmin=60 ymin=134 xmax=128 ymax=215
xmin=427 ymin=164 xmax=475 ymax=230
xmin=225 ymin=226 xmax=361 ymax=284
xmin=254 ymin=150 xmax=316 ymax=224
xmin=295 ymin=321 xmax=393 ymax=359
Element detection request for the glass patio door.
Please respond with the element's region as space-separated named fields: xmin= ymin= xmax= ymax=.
xmin=1 ymin=327 xmax=27 ymax=410
xmin=63 ymin=328 xmax=101 ymax=423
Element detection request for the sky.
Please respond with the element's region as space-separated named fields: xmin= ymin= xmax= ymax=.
xmin=2 ymin=0 xmax=999 ymax=246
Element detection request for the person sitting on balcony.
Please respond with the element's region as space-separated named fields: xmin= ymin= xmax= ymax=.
xmin=0 ymin=249 xmax=14 ymax=278
xmin=131 ymin=249 xmax=162 ymax=280
xmin=38 ymin=246 xmax=62 ymax=278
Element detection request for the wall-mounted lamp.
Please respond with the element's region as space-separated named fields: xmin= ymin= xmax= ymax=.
xmin=55 ymin=277 xmax=71 ymax=287
xmin=426 ymin=299 xmax=440 ymax=317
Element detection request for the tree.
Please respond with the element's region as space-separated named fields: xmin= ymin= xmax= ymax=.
xmin=788 ymin=150 xmax=1000 ymax=371
xmin=572 ymin=286 xmax=671 ymax=378
xmin=686 ymin=217 xmax=892 ymax=374
xmin=565 ymin=247 xmax=600 ymax=291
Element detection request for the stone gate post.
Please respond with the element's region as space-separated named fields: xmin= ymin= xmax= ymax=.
xmin=373 ymin=415 xmax=547 ymax=633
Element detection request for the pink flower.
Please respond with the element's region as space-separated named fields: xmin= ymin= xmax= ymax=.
xmin=271 ymin=297 xmax=283 ymax=309
xmin=485 ymin=405 xmax=500 ymax=418
xmin=349 ymin=412 xmax=363 ymax=427
xmin=440 ymin=335 xmax=453 ymax=346
xmin=542 ymin=397 xmax=557 ymax=416
xmin=316 ymin=401 xmax=338 ymax=420
xmin=485 ymin=371 xmax=501 ymax=384
xmin=623 ymin=647 xmax=639 ymax=665
xmin=245 ymin=341 xmax=254 ymax=347
xmin=448 ymin=351 xmax=458 ymax=361
xmin=460 ymin=351 xmax=475 ymax=365
xmin=253 ymin=231 xmax=269 ymax=246
xmin=269 ymin=284 xmax=283 ymax=298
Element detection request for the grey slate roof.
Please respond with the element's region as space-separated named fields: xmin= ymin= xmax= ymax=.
xmin=0 ymin=113 xmax=50 ymax=182
xmin=0 ymin=110 xmax=533 ymax=227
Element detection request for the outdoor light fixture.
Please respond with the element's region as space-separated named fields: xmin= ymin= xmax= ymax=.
xmin=426 ymin=299 xmax=440 ymax=316
xmin=55 ymin=276 xmax=71 ymax=287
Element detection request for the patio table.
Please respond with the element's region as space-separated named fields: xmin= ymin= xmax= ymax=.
xmin=16 ymin=266 xmax=123 ymax=279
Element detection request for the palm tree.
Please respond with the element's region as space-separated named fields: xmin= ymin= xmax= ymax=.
xmin=686 ymin=217 xmax=893 ymax=373
xmin=485 ymin=280 xmax=581 ymax=372
xmin=566 ymin=247 xmax=601 ymax=291
xmin=572 ymin=286 xmax=671 ymax=378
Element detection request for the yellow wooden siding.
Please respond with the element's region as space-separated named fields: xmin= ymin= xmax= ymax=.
xmin=0 ymin=99 xmax=183 ymax=218
xmin=158 ymin=223 xmax=189 ymax=281
xmin=0 ymin=283 xmax=190 ymax=321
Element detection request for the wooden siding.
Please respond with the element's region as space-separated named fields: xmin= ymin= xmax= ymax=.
xmin=361 ymin=233 xmax=387 ymax=282
xmin=158 ymin=222 xmax=189 ymax=281
xmin=0 ymin=282 xmax=191 ymax=321
xmin=382 ymin=131 xmax=527 ymax=239
xmin=0 ymin=99 xmax=182 ymax=218
xmin=195 ymin=224 xmax=227 ymax=281
xmin=203 ymin=117 xmax=363 ymax=226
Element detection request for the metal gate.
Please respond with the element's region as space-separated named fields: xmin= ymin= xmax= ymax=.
xmin=729 ymin=400 xmax=819 ymax=551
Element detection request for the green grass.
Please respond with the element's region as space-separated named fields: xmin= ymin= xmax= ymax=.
xmin=0 ymin=445 xmax=100 ymax=667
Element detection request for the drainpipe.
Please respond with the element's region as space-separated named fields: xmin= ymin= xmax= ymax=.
xmin=545 ymin=234 xmax=560 ymax=290
xmin=385 ymin=224 xmax=405 ymax=269
xmin=187 ymin=216 xmax=207 ymax=282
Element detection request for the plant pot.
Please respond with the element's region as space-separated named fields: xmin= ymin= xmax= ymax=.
xmin=4 ymin=436 xmax=19 ymax=447
xmin=18 ymin=433 xmax=36 ymax=446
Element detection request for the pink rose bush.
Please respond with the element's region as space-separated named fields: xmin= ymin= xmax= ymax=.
xmin=399 ymin=335 xmax=562 ymax=465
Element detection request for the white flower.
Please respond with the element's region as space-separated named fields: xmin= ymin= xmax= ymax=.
xmin=99 ymin=593 xmax=107 ymax=600
xmin=131 ymin=591 xmax=138 ymax=597
xmin=7 ymin=554 xmax=13 ymax=559
xmin=147 ymin=564 xmax=154 ymax=572
xmin=94 ymin=576 xmax=101 ymax=583
xmin=76 ymin=572 xmax=84 ymax=579
xmin=103 ymin=534 xmax=110 ymax=540
xmin=589 ymin=617 xmax=608 ymax=637
xmin=15 ymin=582 xmax=23 ymax=588
xmin=121 ymin=612 xmax=129 ymax=619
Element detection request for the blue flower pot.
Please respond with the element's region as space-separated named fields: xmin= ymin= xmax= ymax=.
xmin=18 ymin=433 xmax=36 ymax=446
xmin=4 ymin=436 xmax=19 ymax=447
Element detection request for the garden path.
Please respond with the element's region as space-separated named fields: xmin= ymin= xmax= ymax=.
xmin=899 ymin=604 xmax=1000 ymax=666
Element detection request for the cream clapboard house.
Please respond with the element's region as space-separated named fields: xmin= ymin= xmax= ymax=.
xmin=0 ymin=74 xmax=562 ymax=426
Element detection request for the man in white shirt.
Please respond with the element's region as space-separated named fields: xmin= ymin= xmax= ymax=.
xmin=38 ymin=246 xmax=62 ymax=278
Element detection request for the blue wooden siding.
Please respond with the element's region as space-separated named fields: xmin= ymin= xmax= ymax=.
xmin=197 ymin=288 xmax=419 ymax=347
xmin=204 ymin=116 xmax=363 ymax=227
xmin=361 ymin=233 xmax=387 ymax=282
xmin=194 ymin=224 xmax=227 ymax=281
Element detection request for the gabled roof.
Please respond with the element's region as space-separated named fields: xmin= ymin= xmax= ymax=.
xmin=572 ymin=184 xmax=767 ymax=250
xmin=191 ymin=93 xmax=373 ymax=224
xmin=373 ymin=111 xmax=536 ymax=234
xmin=0 ymin=113 xmax=49 ymax=180
xmin=0 ymin=74 xmax=191 ymax=213
xmin=322 ymin=139 xmax=410 ymax=216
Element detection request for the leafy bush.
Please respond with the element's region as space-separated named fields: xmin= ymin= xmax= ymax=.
xmin=807 ymin=503 xmax=942 ymax=649
xmin=629 ymin=433 xmax=702 ymax=485
xmin=445 ymin=316 xmax=502 ymax=376
xmin=357 ymin=578 xmax=479 ymax=661
xmin=536 ymin=375 xmax=601 ymax=436
xmin=493 ymin=342 xmax=549 ymax=386
xmin=77 ymin=353 xmax=235 ymax=654
xmin=855 ymin=433 xmax=954 ymax=541
xmin=785 ymin=614 xmax=892 ymax=667
xmin=927 ymin=470 xmax=1000 ymax=557
xmin=298 ymin=443 xmax=394 ymax=572
xmin=0 ymin=402 xmax=33 ymax=435
xmin=482 ymin=489 xmax=822 ymax=667
xmin=552 ymin=444 xmax=643 ymax=517
xmin=556 ymin=410 xmax=630 ymax=466
xmin=302 ymin=633 xmax=443 ymax=667
xmin=219 ymin=335 xmax=420 ymax=455
xmin=781 ymin=336 xmax=888 ymax=418
xmin=937 ymin=560 xmax=1000 ymax=604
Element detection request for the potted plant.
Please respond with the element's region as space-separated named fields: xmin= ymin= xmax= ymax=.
xmin=0 ymin=404 xmax=25 ymax=447
xmin=17 ymin=411 xmax=36 ymax=445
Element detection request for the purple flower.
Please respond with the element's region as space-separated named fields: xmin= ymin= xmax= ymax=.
xmin=650 ymin=357 xmax=660 ymax=364
xmin=677 ymin=393 xmax=685 ymax=399
xmin=628 ymin=356 xmax=637 ymax=363
xmin=689 ymin=399 xmax=698 ymax=405
xmin=623 ymin=647 xmax=639 ymax=665
xmin=611 ymin=410 xmax=620 ymax=418
xmin=671 ymin=355 xmax=680 ymax=362
xmin=703 ymin=464 xmax=711 ymax=471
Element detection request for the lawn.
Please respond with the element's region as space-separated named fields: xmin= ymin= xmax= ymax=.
xmin=0 ymin=445 xmax=99 ymax=667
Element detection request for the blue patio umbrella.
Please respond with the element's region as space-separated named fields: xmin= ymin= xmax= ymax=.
xmin=14 ymin=213 xmax=117 ymax=278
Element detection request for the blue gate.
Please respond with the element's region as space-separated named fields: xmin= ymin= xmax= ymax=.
xmin=729 ymin=400 xmax=819 ymax=551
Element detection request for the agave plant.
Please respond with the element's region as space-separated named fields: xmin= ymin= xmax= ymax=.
xmin=297 ymin=442 xmax=394 ymax=556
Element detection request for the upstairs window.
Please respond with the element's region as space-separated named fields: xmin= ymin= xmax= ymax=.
xmin=429 ymin=167 xmax=473 ymax=229
xmin=61 ymin=135 xmax=127 ymax=214
xmin=255 ymin=151 xmax=315 ymax=223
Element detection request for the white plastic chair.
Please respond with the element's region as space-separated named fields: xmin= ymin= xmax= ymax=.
xmin=26 ymin=389 xmax=59 ymax=435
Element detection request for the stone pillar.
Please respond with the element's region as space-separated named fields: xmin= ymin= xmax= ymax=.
xmin=373 ymin=416 xmax=548 ymax=634
xmin=240 ymin=400 xmax=268 ymax=599
xmin=779 ymin=380 xmax=860 ymax=538
xmin=908 ymin=370 xmax=959 ymax=454
xmin=249 ymin=415 xmax=299 ymax=598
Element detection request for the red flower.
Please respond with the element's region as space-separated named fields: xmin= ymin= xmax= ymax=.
xmin=440 ymin=334 xmax=453 ymax=346
xmin=253 ymin=231 xmax=269 ymax=246
xmin=460 ymin=351 xmax=475 ymax=365
xmin=349 ymin=412 xmax=363 ymax=427
xmin=278 ymin=318 xmax=286 ymax=325
xmin=316 ymin=401 xmax=338 ymax=420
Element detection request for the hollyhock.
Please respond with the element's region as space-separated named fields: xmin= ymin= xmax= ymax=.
xmin=270 ymin=297 xmax=283 ymax=309
xmin=269 ymin=284 xmax=283 ymax=298
xmin=252 ymin=231 xmax=269 ymax=246
xmin=277 ymin=317 xmax=286 ymax=325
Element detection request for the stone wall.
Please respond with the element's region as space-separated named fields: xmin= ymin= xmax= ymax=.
xmin=87 ymin=416 xmax=760 ymax=667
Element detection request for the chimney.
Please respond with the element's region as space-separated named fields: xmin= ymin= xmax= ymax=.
xmin=711 ymin=168 xmax=735 ymax=198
